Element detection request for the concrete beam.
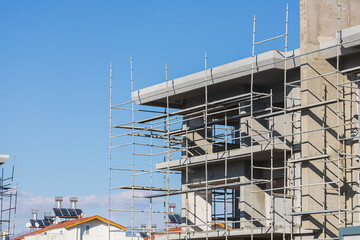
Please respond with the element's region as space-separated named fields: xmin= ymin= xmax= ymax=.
xmin=156 ymin=147 xmax=288 ymax=171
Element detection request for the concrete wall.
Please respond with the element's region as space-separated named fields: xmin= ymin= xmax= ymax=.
xmin=300 ymin=0 xmax=360 ymax=238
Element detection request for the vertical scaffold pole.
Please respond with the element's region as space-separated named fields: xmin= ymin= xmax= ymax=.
xmin=12 ymin=154 xmax=20 ymax=236
xmin=130 ymin=55 xmax=135 ymax=240
xmin=149 ymin=120 xmax=153 ymax=238
xmin=322 ymin=63 xmax=327 ymax=238
xmin=0 ymin=168 xmax=2 ymax=239
xmin=108 ymin=62 xmax=112 ymax=240
xmin=250 ymin=14 xmax=256 ymax=240
xmin=6 ymin=156 xmax=15 ymax=237
xmin=224 ymin=105 xmax=228 ymax=240
xmin=336 ymin=0 xmax=342 ymax=231
xmin=204 ymin=52 xmax=209 ymax=240
xmin=283 ymin=4 xmax=289 ymax=240
xmin=165 ymin=64 xmax=170 ymax=240
xmin=270 ymin=88 xmax=274 ymax=240
xmin=185 ymin=96 xmax=190 ymax=239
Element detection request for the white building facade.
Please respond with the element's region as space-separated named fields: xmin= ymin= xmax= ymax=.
xmin=14 ymin=216 xmax=139 ymax=240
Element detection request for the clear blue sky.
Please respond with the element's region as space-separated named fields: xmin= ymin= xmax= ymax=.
xmin=0 ymin=0 xmax=300 ymax=233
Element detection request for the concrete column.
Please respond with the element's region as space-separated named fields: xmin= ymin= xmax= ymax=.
xmin=300 ymin=0 xmax=360 ymax=237
xmin=181 ymin=188 xmax=212 ymax=232
xmin=182 ymin=115 xmax=212 ymax=158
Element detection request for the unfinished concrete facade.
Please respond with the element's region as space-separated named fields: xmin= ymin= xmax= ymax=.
xmin=109 ymin=0 xmax=360 ymax=239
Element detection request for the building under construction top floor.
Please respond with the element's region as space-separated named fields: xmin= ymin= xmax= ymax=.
xmin=109 ymin=0 xmax=360 ymax=239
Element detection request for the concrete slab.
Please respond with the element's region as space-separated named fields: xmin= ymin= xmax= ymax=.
xmin=0 ymin=154 xmax=9 ymax=165
xmin=156 ymin=146 xmax=289 ymax=171
xmin=320 ymin=24 xmax=360 ymax=59
xmin=154 ymin=226 xmax=315 ymax=240
xmin=132 ymin=49 xmax=300 ymax=108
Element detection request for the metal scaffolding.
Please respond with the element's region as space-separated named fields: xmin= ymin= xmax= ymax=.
xmin=108 ymin=1 xmax=360 ymax=239
xmin=0 ymin=155 xmax=20 ymax=240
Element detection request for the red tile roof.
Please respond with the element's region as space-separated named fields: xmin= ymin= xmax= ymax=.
xmin=12 ymin=215 xmax=126 ymax=240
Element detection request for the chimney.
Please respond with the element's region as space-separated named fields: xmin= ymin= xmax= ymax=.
xmin=32 ymin=209 xmax=39 ymax=220
xmin=140 ymin=224 xmax=148 ymax=238
xmin=55 ymin=196 xmax=63 ymax=208
xmin=70 ymin=197 xmax=78 ymax=209
xmin=54 ymin=216 xmax=61 ymax=224
xmin=44 ymin=212 xmax=52 ymax=220
xmin=169 ymin=203 xmax=176 ymax=213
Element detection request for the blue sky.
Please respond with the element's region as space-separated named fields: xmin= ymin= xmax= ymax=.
xmin=0 ymin=0 xmax=300 ymax=233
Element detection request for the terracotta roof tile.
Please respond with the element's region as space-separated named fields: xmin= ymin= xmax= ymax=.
xmin=11 ymin=215 xmax=126 ymax=240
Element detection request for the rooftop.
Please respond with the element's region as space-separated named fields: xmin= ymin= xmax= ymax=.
xmin=12 ymin=215 xmax=126 ymax=240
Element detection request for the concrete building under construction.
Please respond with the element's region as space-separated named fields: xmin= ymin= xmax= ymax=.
xmin=108 ymin=1 xmax=360 ymax=239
